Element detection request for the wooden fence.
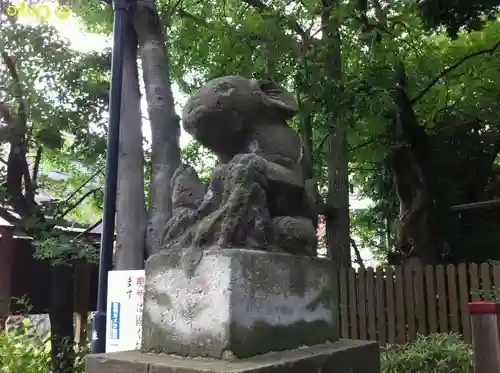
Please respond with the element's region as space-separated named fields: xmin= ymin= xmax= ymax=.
xmin=335 ymin=263 xmax=500 ymax=345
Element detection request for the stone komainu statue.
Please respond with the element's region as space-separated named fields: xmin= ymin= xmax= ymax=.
xmin=159 ymin=75 xmax=321 ymax=257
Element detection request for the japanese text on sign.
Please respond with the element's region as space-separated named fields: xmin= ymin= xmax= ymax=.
xmin=106 ymin=270 xmax=145 ymax=352
xmin=110 ymin=302 xmax=121 ymax=339
xmin=135 ymin=276 xmax=145 ymax=349
xmin=127 ymin=276 xmax=133 ymax=299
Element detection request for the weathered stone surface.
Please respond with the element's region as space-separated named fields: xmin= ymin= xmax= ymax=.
xmin=171 ymin=164 xmax=207 ymax=211
xmin=182 ymin=76 xmax=298 ymax=158
xmin=264 ymin=160 xmax=304 ymax=187
xmin=271 ymin=216 xmax=317 ymax=256
xmin=162 ymin=76 xmax=325 ymax=257
xmin=141 ymin=249 xmax=339 ymax=359
xmin=158 ymin=153 xmax=319 ymax=257
xmin=86 ymin=340 xmax=380 ymax=373
xmin=159 ymin=154 xmax=274 ymax=255
xmin=244 ymin=123 xmax=303 ymax=171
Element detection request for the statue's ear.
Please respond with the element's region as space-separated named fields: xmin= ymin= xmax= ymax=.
xmin=251 ymin=79 xmax=298 ymax=118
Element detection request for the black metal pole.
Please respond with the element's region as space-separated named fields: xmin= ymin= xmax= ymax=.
xmin=91 ymin=0 xmax=128 ymax=354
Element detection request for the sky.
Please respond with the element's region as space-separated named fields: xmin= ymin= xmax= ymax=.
xmin=10 ymin=2 xmax=379 ymax=266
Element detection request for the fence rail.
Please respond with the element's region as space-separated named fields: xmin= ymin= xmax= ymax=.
xmin=335 ymin=263 xmax=500 ymax=345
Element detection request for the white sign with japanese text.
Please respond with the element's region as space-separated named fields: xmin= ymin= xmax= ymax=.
xmin=105 ymin=270 xmax=145 ymax=353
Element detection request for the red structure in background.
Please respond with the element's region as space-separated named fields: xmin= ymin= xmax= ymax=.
xmin=468 ymin=301 xmax=500 ymax=373
xmin=0 ymin=216 xmax=100 ymax=317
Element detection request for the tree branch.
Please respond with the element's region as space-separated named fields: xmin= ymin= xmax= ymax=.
xmin=370 ymin=0 xmax=385 ymax=23
xmin=177 ymin=6 xmax=304 ymax=56
xmin=411 ymin=40 xmax=500 ymax=104
xmin=242 ymin=0 xmax=307 ymax=39
xmin=1 ymin=52 xmax=27 ymax=125
xmin=0 ymin=103 xmax=16 ymax=142
xmin=177 ymin=8 xmax=276 ymax=45
xmin=350 ymin=237 xmax=365 ymax=269
xmin=61 ymin=167 xmax=104 ymax=208
xmin=0 ymin=102 xmax=12 ymax=123
xmin=316 ymin=129 xmax=389 ymax=156
xmin=176 ymin=8 xmax=210 ymax=27
xmin=59 ymin=188 xmax=102 ymax=219
xmin=72 ymin=218 xmax=103 ymax=241
xmin=32 ymin=146 xmax=42 ymax=184
xmin=22 ymin=155 xmax=34 ymax=202
xmin=1 ymin=52 xmax=31 ymax=204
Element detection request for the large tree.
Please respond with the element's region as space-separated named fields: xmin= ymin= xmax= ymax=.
xmin=0 ymin=11 xmax=110 ymax=371
xmin=72 ymin=0 xmax=500 ymax=270
xmin=418 ymin=0 xmax=500 ymax=37
xmin=165 ymin=0 xmax=500 ymax=265
xmin=74 ymin=0 xmax=181 ymax=269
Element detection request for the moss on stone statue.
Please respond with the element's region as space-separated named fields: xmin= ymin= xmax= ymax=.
xmin=154 ymin=293 xmax=172 ymax=308
xmin=229 ymin=319 xmax=337 ymax=358
xmin=142 ymin=317 xmax=338 ymax=359
xmin=306 ymin=279 xmax=337 ymax=312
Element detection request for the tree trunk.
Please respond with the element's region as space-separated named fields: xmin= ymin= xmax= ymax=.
xmin=1 ymin=13 xmax=77 ymax=372
xmin=322 ymin=0 xmax=351 ymax=268
xmin=296 ymin=62 xmax=314 ymax=162
xmin=131 ymin=0 xmax=181 ymax=255
xmin=49 ymin=264 xmax=74 ymax=373
xmin=115 ymin=21 xmax=147 ymax=270
xmin=390 ymin=63 xmax=440 ymax=265
xmin=391 ymin=145 xmax=441 ymax=264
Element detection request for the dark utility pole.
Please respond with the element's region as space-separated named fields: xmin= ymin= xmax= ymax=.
xmin=91 ymin=0 xmax=128 ymax=354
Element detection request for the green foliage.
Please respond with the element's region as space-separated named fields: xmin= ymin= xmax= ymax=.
xmin=1 ymin=23 xmax=110 ymax=151
xmin=0 ymin=321 xmax=51 ymax=373
xmin=380 ymin=333 xmax=473 ymax=373
xmin=0 ymin=19 xmax=109 ymax=261
xmin=351 ymin=208 xmax=387 ymax=261
xmin=0 ymin=317 xmax=87 ymax=373
xmin=73 ymin=0 xmax=500 ymax=265
xmin=33 ymin=234 xmax=99 ymax=265
xmin=165 ymin=1 xmax=500 ymax=263
xmin=181 ymin=139 xmax=217 ymax=184
xmin=418 ymin=0 xmax=500 ymax=38
xmin=346 ymin=18 xmax=500 ymax=262
xmin=70 ymin=0 xmax=113 ymax=34
xmin=471 ymin=286 xmax=500 ymax=300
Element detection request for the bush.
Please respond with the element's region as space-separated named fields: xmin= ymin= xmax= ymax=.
xmin=380 ymin=333 xmax=473 ymax=373
xmin=0 ymin=318 xmax=51 ymax=373
xmin=0 ymin=317 xmax=88 ymax=373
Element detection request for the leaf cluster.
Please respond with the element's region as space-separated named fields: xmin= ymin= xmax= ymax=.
xmin=72 ymin=0 xmax=500 ymax=262
xmin=0 ymin=20 xmax=110 ymax=261
xmin=381 ymin=333 xmax=473 ymax=373
xmin=0 ymin=316 xmax=87 ymax=373
xmin=418 ymin=0 xmax=500 ymax=38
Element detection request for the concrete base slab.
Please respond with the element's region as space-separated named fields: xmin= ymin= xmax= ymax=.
xmin=142 ymin=249 xmax=339 ymax=358
xmin=86 ymin=339 xmax=380 ymax=373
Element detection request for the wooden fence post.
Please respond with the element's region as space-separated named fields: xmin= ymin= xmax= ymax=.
xmin=469 ymin=301 xmax=500 ymax=373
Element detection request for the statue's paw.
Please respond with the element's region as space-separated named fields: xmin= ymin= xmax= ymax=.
xmin=271 ymin=216 xmax=317 ymax=256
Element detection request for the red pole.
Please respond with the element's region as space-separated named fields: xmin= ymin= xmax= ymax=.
xmin=469 ymin=301 xmax=500 ymax=373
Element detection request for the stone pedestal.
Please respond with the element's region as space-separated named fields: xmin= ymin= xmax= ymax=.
xmin=86 ymin=340 xmax=380 ymax=373
xmin=142 ymin=249 xmax=339 ymax=359
xmin=85 ymin=249 xmax=381 ymax=373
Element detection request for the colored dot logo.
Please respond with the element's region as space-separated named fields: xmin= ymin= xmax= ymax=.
xmin=54 ymin=5 xmax=70 ymax=20
xmin=5 ymin=1 xmax=71 ymax=21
